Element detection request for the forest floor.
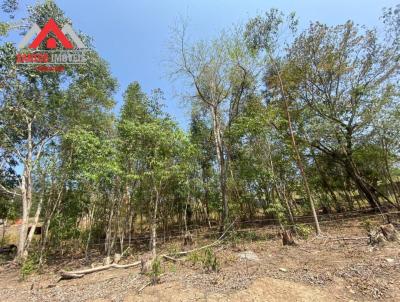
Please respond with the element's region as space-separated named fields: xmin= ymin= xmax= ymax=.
xmin=0 ymin=218 xmax=399 ymax=302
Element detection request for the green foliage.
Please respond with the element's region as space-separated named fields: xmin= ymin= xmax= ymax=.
xmin=187 ymin=250 xmax=201 ymax=266
xmin=201 ymin=248 xmax=219 ymax=273
xmin=265 ymin=201 xmax=287 ymax=225
xmin=0 ymin=198 xmax=18 ymax=221
xmin=186 ymin=248 xmax=219 ymax=272
xmin=167 ymin=262 xmax=177 ymax=273
xmin=230 ymin=230 xmax=264 ymax=242
xmin=63 ymin=128 xmax=119 ymax=183
xmin=1 ymin=0 xmax=399 ymax=265
xmin=361 ymin=219 xmax=378 ymax=233
xmin=147 ymin=257 xmax=162 ymax=285
xmin=294 ymin=224 xmax=313 ymax=240
xmin=20 ymin=253 xmax=39 ymax=279
xmin=0 ymin=22 xmax=9 ymax=36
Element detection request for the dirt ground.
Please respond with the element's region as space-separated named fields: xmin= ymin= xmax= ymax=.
xmin=0 ymin=219 xmax=399 ymax=302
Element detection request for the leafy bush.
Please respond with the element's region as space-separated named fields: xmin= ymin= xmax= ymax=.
xmin=201 ymin=248 xmax=219 ymax=273
xmin=229 ymin=230 xmax=264 ymax=243
xmin=294 ymin=224 xmax=313 ymax=239
xmin=187 ymin=248 xmax=219 ymax=272
xmin=20 ymin=253 xmax=39 ymax=279
xmin=147 ymin=257 xmax=162 ymax=285
xmin=361 ymin=218 xmax=378 ymax=232
xmin=187 ymin=250 xmax=200 ymax=266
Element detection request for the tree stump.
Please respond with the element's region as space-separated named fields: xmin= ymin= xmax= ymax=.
xmin=183 ymin=231 xmax=193 ymax=246
xmin=369 ymin=223 xmax=400 ymax=245
xmin=103 ymin=256 xmax=111 ymax=266
xmin=380 ymin=224 xmax=400 ymax=242
xmin=281 ymin=229 xmax=296 ymax=246
xmin=113 ymin=253 xmax=121 ymax=264
xmin=368 ymin=229 xmax=387 ymax=245
xmin=140 ymin=253 xmax=152 ymax=274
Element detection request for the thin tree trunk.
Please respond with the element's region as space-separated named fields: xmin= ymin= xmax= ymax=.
xmin=201 ymin=170 xmax=212 ymax=228
xmin=310 ymin=146 xmax=339 ymax=210
xmin=211 ymin=105 xmax=228 ymax=231
xmin=151 ymin=185 xmax=160 ymax=258
xmin=381 ymin=137 xmax=400 ymax=208
xmin=18 ymin=120 xmax=33 ymax=260
xmin=105 ymin=196 xmax=116 ymax=257
xmin=25 ymin=197 xmax=43 ymax=251
xmin=39 ymin=187 xmax=63 ymax=266
xmin=85 ymin=203 xmax=96 ymax=261
xmin=1 ymin=219 xmax=7 ymax=245
xmin=269 ymin=57 xmax=321 ymax=235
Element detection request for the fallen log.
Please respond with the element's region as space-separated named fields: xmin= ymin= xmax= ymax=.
xmin=60 ymin=221 xmax=236 ymax=280
xmin=59 ymin=272 xmax=84 ymax=280
xmin=59 ymin=261 xmax=141 ymax=280
xmin=161 ymin=255 xmax=185 ymax=262
xmin=326 ymin=236 xmax=369 ymax=242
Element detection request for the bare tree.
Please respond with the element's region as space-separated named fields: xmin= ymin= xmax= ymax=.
xmin=169 ymin=22 xmax=257 ymax=230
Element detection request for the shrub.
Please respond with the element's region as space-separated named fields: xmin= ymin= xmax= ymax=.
xmin=147 ymin=257 xmax=162 ymax=285
xmin=20 ymin=253 xmax=39 ymax=279
xmin=294 ymin=224 xmax=313 ymax=239
xmin=231 ymin=230 xmax=263 ymax=242
xmin=361 ymin=218 xmax=377 ymax=232
xmin=201 ymin=248 xmax=219 ymax=273
xmin=187 ymin=250 xmax=200 ymax=266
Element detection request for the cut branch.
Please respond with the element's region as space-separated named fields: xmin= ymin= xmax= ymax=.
xmin=59 ymin=261 xmax=141 ymax=280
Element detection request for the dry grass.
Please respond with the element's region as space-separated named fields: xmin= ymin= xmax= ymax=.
xmin=0 ymin=217 xmax=399 ymax=301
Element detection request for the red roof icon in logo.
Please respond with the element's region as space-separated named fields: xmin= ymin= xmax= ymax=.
xmin=29 ymin=18 xmax=73 ymax=49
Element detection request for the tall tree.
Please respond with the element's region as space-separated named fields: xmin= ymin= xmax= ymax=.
xmin=282 ymin=16 xmax=400 ymax=212
xmin=245 ymin=9 xmax=322 ymax=234
xmin=0 ymin=1 xmax=116 ymax=260
xmin=170 ymin=23 xmax=258 ymax=230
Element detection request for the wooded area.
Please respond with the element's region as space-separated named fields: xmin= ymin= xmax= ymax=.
xmin=0 ymin=1 xmax=400 ymax=287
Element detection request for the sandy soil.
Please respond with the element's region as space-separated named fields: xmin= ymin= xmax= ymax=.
xmin=1 ymin=219 xmax=399 ymax=302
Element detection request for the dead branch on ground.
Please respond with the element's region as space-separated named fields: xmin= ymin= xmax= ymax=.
xmin=59 ymin=261 xmax=141 ymax=280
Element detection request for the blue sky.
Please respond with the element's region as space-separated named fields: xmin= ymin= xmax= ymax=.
xmin=4 ymin=0 xmax=400 ymax=129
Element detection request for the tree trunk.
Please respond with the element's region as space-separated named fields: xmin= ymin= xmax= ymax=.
xmin=85 ymin=202 xmax=96 ymax=261
xmin=1 ymin=218 xmax=7 ymax=245
xmin=344 ymin=158 xmax=383 ymax=212
xmin=24 ymin=197 xmax=43 ymax=251
xmin=310 ymin=147 xmax=340 ymax=210
xmin=281 ymin=229 xmax=296 ymax=246
xmin=17 ymin=121 xmax=33 ymax=261
xmin=105 ymin=199 xmax=115 ymax=257
xmin=381 ymin=137 xmax=400 ymax=208
xmin=210 ymin=105 xmax=228 ymax=231
xmin=269 ymin=57 xmax=321 ymax=235
xmin=151 ymin=185 xmax=160 ymax=258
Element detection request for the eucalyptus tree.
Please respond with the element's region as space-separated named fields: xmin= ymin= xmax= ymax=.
xmin=0 ymin=0 xmax=19 ymax=37
xmin=170 ymin=24 xmax=259 ymax=229
xmin=117 ymin=81 xmax=196 ymax=256
xmin=116 ymin=82 xmax=165 ymax=251
xmin=245 ymin=9 xmax=321 ymax=234
xmin=189 ymin=109 xmax=218 ymax=225
xmin=0 ymin=1 xmax=116 ymax=260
